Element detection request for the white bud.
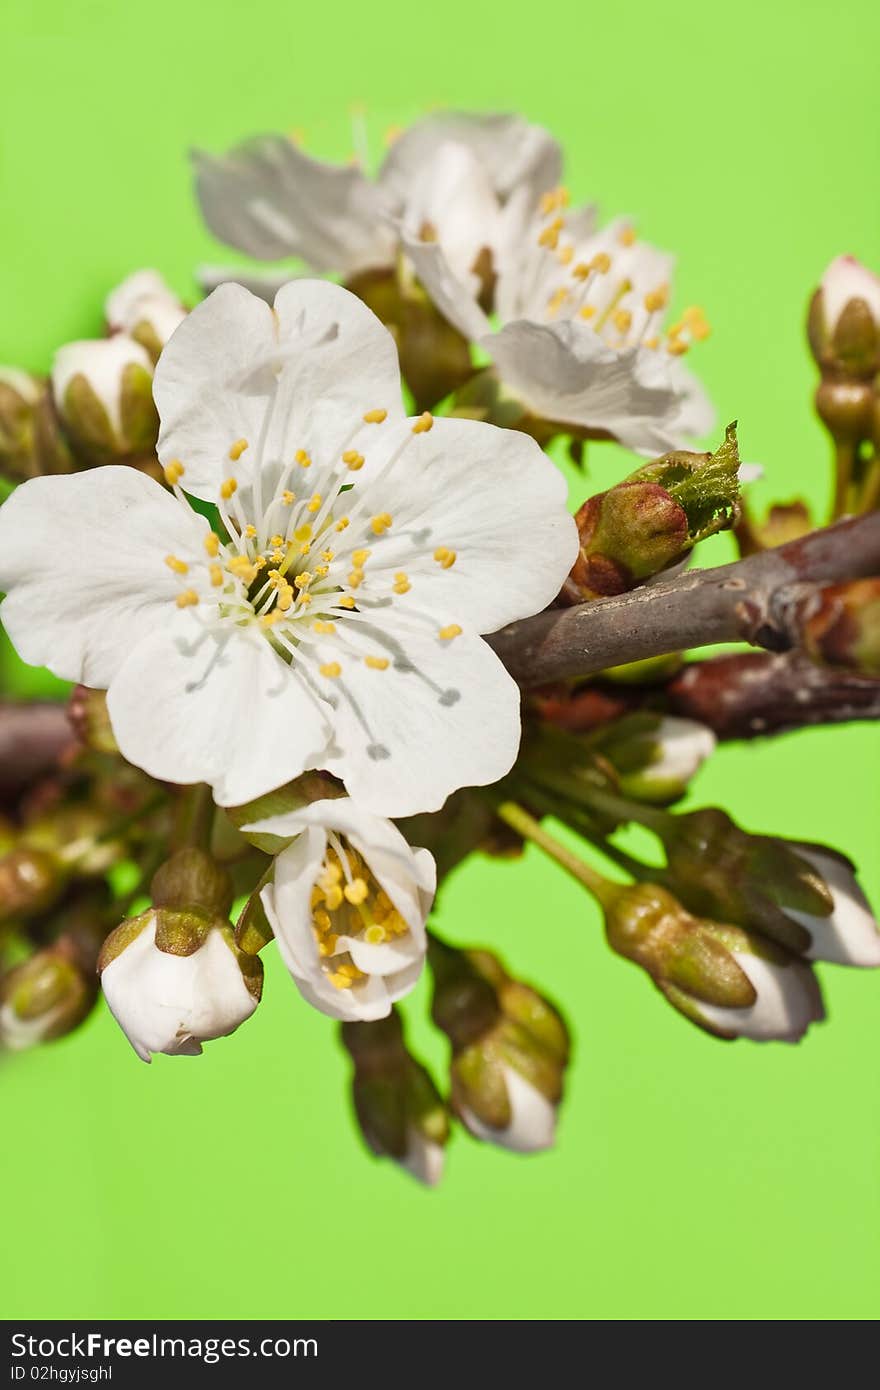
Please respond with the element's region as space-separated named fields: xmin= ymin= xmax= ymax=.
xmin=619 ymin=716 xmax=715 ymax=802
xmin=784 ymin=845 xmax=880 ymax=967
xmin=105 ymin=269 xmax=186 ymax=354
xmin=459 ymin=1065 xmax=558 ymax=1154
xmin=100 ymin=914 xmax=259 ymax=1062
xmin=52 ymin=335 xmax=153 ymax=439
xmin=820 ymin=256 xmax=880 ymax=333
xmin=400 ymin=1128 xmax=446 ymax=1186
xmin=691 ymin=950 xmax=824 ymax=1043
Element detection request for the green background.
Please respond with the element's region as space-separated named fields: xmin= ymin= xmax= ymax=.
xmin=2 ymin=0 xmax=879 ymax=1321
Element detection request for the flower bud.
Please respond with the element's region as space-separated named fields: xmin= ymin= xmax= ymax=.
xmin=659 ymin=808 xmax=880 ymax=965
xmin=798 ymin=578 xmax=880 ymax=678
xmin=562 ymin=424 xmax=741 ymax=602
xmin=51 ymin=336 xmax=158 ymax=463
xmin=808 ymin=256 xmax=880 ymax=379
xmin=341 ymin=1010 xmax=450 ymax=1185
xmin=590 ymin=714 xmax=715 ymax=804
xmin=604 ymin=882 xmax=824 ymax=1041
xmin=0 ymin=369 xmax=73 ymax=482
xmin=430 ymin=940 xmax=569 ymax=1153
xmin=105 ymin=270 xmax=186 ymax=362
xmin=98 ymin=908 xmax=262 ymax=1062
xmin=0 ymin=943 xmax=97 ymax=1051
xmin=0 ymin=847 xmax=64 ymax=924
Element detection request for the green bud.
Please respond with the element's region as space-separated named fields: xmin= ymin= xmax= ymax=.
xmin=0 ymin=847 xmax=64 ymax=925
xmin=0 ymin=369 xmax=73 ymax=482
xmin=587 ymin=713 xmax=715 ymax=805
xmin=51 ymin=337 xmax=158 ymax=465
xmin=0 ymin=944 xmax=97 ymax=1050
xmin=807 ymin=257 xmax=880 ymax=380
xmin=150 ymin=847 xmax=234 ymax=918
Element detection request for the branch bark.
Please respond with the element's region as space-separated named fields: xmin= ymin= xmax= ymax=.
xmin=490 ymin=512 xmax=880 ymax=686
xmin=0 ymin=701 xmax=75 ymax=801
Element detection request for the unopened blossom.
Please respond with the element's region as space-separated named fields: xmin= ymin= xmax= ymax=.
xmin=105 ymin=269 xmax=186 ymax=358
xmin=457 ymin=1065 xmax=558 ymax=1154
xmin=616 ymin=716 xmax=716 ymax=803
xmin=0 ymin=280 xmax=575 ymax=813
xmin=816 ymin=256 xmax=880 ymax=336
xmin=192 ymin=110 xmax=561 ymax=293
xmin=51 ymin=335 xmax=156 ymax=457
xmin=404 ymin=200 xmax=715 ymax=454
xmin=249 ymin=797 xmax=435 ymax=1022
xmin=99 ymin=913 xmax=261 ymax=1062
xmin=782 ymin=844 xmax=880 ymax=966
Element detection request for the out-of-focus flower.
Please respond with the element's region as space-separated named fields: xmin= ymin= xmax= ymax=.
xmin=593 ymin=714 xmax=715 ymax=804
xmin=808 ymin=255 xmax=880 ymax=379
xmin=0 ymin=944 xmax=97 ymax=1051
xmin=0 ymin=280 xmax=576 ymax=814
xmin=250 ymin=796 xmax=435 ymax=1022
xmin=105 ymin=269 xmax=186 ymax=361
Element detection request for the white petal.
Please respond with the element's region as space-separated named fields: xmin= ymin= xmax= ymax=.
xmin=642 ymin=717 xmax=715 ymax=785
xmin=315 ymin=619 xmax=524 ymax=817
xmin=105 ymin=270 xmax=185 ymax=346
xmin=52 ymin=336 xmax=153 ymax=435
xmin=106 ymin=615 xmax=331 ymax=806
xmin=397 ymin=231 xmax=492 ymax=340
xmin=350 ymin=414 xmax=579 ymax=633
xmin=400 ymin=1128 xmax=446 ymax=1186
xmin=695 ymin=953 xmax=824 ymax=1042
xmin=0 ymin=467 xmax=209 ymax=688
xmin=153 ymin=279 xmax=405 ymax=502
xmin=460 ymin=1066 xmax=557 ymax=1153
xmin=192 ymin=136 xmax=395 ymax=272
xmin=398 ymin=141 xmax=500 ymax=286
xmin=484 ymin=319 xmax=714 ymax=454
xmin=786 ymin=845 xmax=880 ymax=967
xmin=820 ymin=255 xmax=880 ymax=332
xmin=196 ymin=264 xmax=305 ymax=303
xmin=378 ymin=111 xmax=562 ymax=206
xmin=100 ymin=917 xmax=257 ymax=1062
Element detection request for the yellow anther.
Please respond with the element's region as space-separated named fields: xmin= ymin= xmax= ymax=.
xmin=572 ymin=262 xmax=591 ymax=280
xmin=348 ymin=569 xmax=364 ymax=589
xmin=271 ymin=549 xmax=285 ymax=563
xmin=254 ymin=555 xmax=266 ymax=570
xmin=204 ymin=532 xmax=220 ymax=557
xmin=295 ymin=449 xmax=312 ymax=468
xmin=335 ymin=517 xmax=350 ymax=532
xmin=175 ymin=589 xmax=199 ymax=609
xmin=282 ymin=490 xmax=296 ymax=505
xmin=269 ymin=535 xmax=284 ymax=548
xmin=365 ymin=924 xmax=387 ymax=945
xmin=393 ymin=573 xmax=411 ymax=595
xmin=579 ymin=305 xmax=597 ymax=320
xmin=342 ymin=450 xmax=365 ymax=470
xmin=591 ymin=252 xmax=612 ymax=274
xmin=618 ymin=226 xmax=637 ymax=247
xmin=319 ymin=550 xmax=334 ymax=563
xmin=547 ymin=287 xmax=569 ymax=317
xmin=299 ymin=542 xmax=311 ymax=555
xmin=343 ymin=877 xmax=369 ymax=905
xmin=320 ymin=662 xmax=342 ymax=679
xmin=371 ymin=512 xmax=393 ymax=535
xmin=558 ymin=244 xmax=574 ymax=266
xmin=260 ymin=611 xmax=281 ymax=628
xmin=294 ymin=523 xmax=312 ymax=543
xmin=384 ymin=124 xmax=403 ymax=145
xmin=277 ymin=585 xmax=293 ymax=611
xmin=294 ymin=571 xmax=313 ymax=590
xmin=319 ymin=861 xmax=342 ymax=885
xmin=228 ymin=438 xmax=249 ymax=461
xmin=338 ymin=595 xmax=357 ymax=609
xmin=683 ymin=306 xmax=711 ymax=341
xmin=352 ymin=548 xmax=371 ymax=567
xmin=644 ymin=336 xmax=660 ymax=350
xmin=245 ymin=523 xmax=257 ymax=538
xmin=412 ymin=412 xmax=433 ymax=433
xmin=433 ymin=547 xmax=456 ymax=569
xmin=365 ymin=655 xmax=390 ymax=670
xmin=667 ymin=339 xmax=689 ymax=356
xmin=644 ymin=285 xmax=669 ymax=313
xmin=328 ymin=966 xmax=365 ymax=990
xmin=164 ymin=554 xmax=189 ymax=575
xmin=438 ymin=624 xmax=463 ymax=640
xmin=613 ymin=309 xmax=633 ymax=334
xmin=363 ymin=408 xmax=387 ymax=424
xmin=164 ymin=460 xmax=185 ymax=485
xmin=538 ymin=216 xmax=564 ymax=249
xmin=337 ymin=962 xmax=366 ymax=981
xmin=220 ymin=477 xmax=238 ymax=500
xmin=307 ymin=494 xmax=322 ymax=513
xmin=314 ymin=564 xmax=329 ymax=578
xmin=209 ymin=564 xmax=223 ymax=587
xmin=324 ymin=884 xmax=343 ymax=911
xmin=312 ymin=621 xmax=336 ymax=634
xmin=314 ymin=908 xmax=332 ymax=933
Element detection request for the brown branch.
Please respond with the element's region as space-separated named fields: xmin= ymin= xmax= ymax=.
xmin=0 ymin=701 xmax=76 ymax=800
xmin=490 ymin=513 xmax=880 ymax=686
xmin=666 ymin=651 xmax=880 ymax=738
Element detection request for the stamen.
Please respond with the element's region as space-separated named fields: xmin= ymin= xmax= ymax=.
xmin=370 ymin=512 xmax=393 ymax=534
xmin=433 ymin=547 xmax=456 ymax=569
xmin=613 ymin=309 xmax=632 ymax=334
xmin=337 ymin=596 xmax=357 ymax=609
xmin=683 ymin=306 xmax=711 ymax=340
xmin=307 ymin=494 xmax=322 ymax=513
xmin=365 ymin=655 xmax=389 ymax=670
xmin=342 ymin=450 xmax=364 ymax=470
xmin=294 ymin=524 xmax=312 ymax=542
xmin=347 ymin=569 xmax=364 ymax=589
xmin=245 ymin=524 xmax=257 ymax=539
xmin=282 ymin=490 xmax=296 ymax=505
xmin=393 ymin=573 xmax=411 ymax=595
xmin=644 ymin=286 xmax=669 ymax=313
xmin=220 ymin=477 xmax=238 ymax=500
xmin=164 ymin=554 xmax=188 ymax=575
xmin=209 ymin=564 xmax=223 ymax=587
xmin=175 ymin=589 xmax=199 ymax=609
xmin=352 ymin=548 xmax=371 ymax=567
xmin=438 ymin=624 xmax=462 ymax=640
xmin=204 ymin=533 xmax=220 ymax=557
xmin=579 ymin=305 xmax=596 ymax=320
xmin=228 ymin=438 xmax=249 ymax=461
xmin=320 ymin=662 xmax=342 ymax=678
xmin=343 ymin=878 xmax=368 ymax=905
xmin=363 ymin=408 xmax=387 ymax=424
xmin=618 ymin=226 xmax=637 ymax=247
xmin=412 ymin=412 xmax=433 ymax=434
xmin=313 ymin=621 xmax=336 ymax=634
xmin=335 ymin=517 xmax=350 ymax=532
xmin=164 ymin=460 xmax=185 ymax=485
xmin=295 ymin=449 xmax=312 ymax=468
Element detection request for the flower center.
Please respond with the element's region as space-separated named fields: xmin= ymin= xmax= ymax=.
xmin=310 ymin=840 xmax=409 ymax=990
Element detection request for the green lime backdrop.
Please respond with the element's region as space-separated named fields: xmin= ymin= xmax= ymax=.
xmin=2 ymin=0 xmax=879 ymax=1322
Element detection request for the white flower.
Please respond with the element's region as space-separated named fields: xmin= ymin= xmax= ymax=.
xmin=249 ymin=796 xmax=436 ymax=1022
xmin=192 ymin=110 xmax=561 ymax=291
xmin=619 ymin=716 xmax=715 ymax=801
xmin=404 ymin=200 xmax=715 ymax=455
xmin=819 ymin=255 xmax=880 ymax=334
xmin=689 ymin=949 xmax=824 ymax=1043
xmin=51 ymin=335 xmax=154 ymax=447
xmin=105 ymin=269 xmax=186 ymax=355
xmin=457 ymin=1065 xmax=558 ymax=1153
xmin=783 ymin=845 xmax=880 ymax=967
xmin=0 ymin=280 xmax=576 ymax=814
xmin=99 ymin=914 xmax=260 ymax=1062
